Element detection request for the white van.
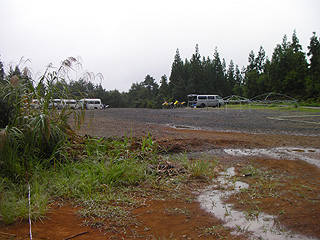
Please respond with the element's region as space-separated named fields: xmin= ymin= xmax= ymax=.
xmin=78 ymin=98 xmax=103 ymax=110
xmin=64 ymin=99 xmax=78 ymax=109
xmin=48 ymin=99 xmax=64 ymax=109
xmin=188 ymin=94 xmax=224 ymax=108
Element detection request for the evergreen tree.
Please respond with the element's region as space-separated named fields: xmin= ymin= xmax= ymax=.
xmin=184 ymin=59 xmax=192 ymax=94
xmin=0 ymin=56 xmax=4 ymax=82
xmin=255 ymin=46 xmax=269 ymax=95
xmin=212 ymin=48 xmax=225 ymax=96
xmin=142 ymin=74 xmax=159 ymax=100
xmin=269 ymin=32 xmax=307 ymax=97
xmin=202 ymin=56 xmax=215 ymax=94
xmin=127 ymin=75 xmax=159 ymax=108
xmin=158 ymin=75 xmax=169 ymax=99
xmin=243 ymin=69 xmax=260 ymax=98
xmin=105 ymin=89 xmax=127 ymax=108
xmin=226 ymin=60 xmax=235 ymax=96
xmin=255 ymin=46 xmax=266 ymax=74
xmin=292 ymin=29 xmax=302 ymax=53
xmin=94 ymin=83 xmax=107 ymax=104
xmin=247 ymin=50 xmax=256 ymax=71
xmin=169 ymin=49 xmax=185 ymax=99
xmin=171 ymin=76 xmax=186 ymax=101
xmin=243 ymin=49 xmax=261 ymax=98
xmin=189 ymin=44 xmax=204 ymax=94
xmin=260 ymin=58 xmax=272 ymax=94
xmin=127 ymin=82 xmax=144 ymax=108
xmin=307 ymin=32 xmax=320 ymax=99
xmin=233 ymin=64 xmax=243 ymax=96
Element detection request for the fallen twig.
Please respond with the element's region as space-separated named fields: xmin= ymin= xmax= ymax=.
xmin=63 ymin=231 xmax=89 ymax=240
xmin=0 ymin=231 xmax=17 ymax=237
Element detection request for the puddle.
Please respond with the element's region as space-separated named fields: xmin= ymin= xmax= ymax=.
xmin=198 ymin=168 xmax=315 ymax=240
xmin=224 ymin=147 xmax=320 ymax=168
xmin=168 ymin=124 xmax=201 ymax=130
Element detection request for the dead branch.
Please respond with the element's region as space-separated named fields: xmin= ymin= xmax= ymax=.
xmin=63 ymin=231 xmax=89 ymax=240
xmin=0 ymin=231 xmax=17 ymax=237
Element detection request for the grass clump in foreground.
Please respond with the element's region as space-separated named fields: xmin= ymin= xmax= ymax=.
xmin=0 ymin=133 xmax=218 ymax=230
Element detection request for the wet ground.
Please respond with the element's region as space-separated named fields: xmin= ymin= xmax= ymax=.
xmin=1 ymin=108 xmax=320 ymax=239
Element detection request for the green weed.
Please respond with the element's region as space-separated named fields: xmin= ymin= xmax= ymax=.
xmin=180 ymin=154 xmax=217 ymax=180
xmin=235 ymin=224 xmax=251 ymax=233
xmin=0 ymin=179 xmax=49 ymax=224
xmin=164 ymin=207 xmax=190 ymax=216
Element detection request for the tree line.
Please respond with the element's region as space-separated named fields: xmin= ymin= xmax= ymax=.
xmin=156 ymin=30 xmax=320 ymax=105
xmin=1 ymin=31 xmax=319 ymax=108
xmin=100 ymin=30 xmax=320 ymax=107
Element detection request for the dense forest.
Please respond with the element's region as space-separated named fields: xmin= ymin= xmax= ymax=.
xmin=1 ymin=31 xmax=319 ymax=108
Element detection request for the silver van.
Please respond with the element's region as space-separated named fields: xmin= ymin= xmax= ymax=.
xmin=64 ymin=99 xmax=78 ymax=109
xmin=188 ymin=94 xmax=224 ymax=108
xmin=78 ymin=98 xmax=103 ymax=110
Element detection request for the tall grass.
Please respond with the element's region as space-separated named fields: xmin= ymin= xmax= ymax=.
xmin=0 ymin=58 xmax=85 ymax=182
xmin=0 ymin=134 xmax=159 ymax=224
xmin=0 ymin=58 xmax=85 ymax=223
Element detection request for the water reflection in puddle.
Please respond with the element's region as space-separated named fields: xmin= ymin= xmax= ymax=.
xmin=198 ymin=167 xmax=314 ymax=240
xmin=224 ymin=147 xmax=320 ymax=168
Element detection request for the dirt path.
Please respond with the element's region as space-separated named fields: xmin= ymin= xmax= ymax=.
xmin=1 ymin=108 xmax=320 ymax=239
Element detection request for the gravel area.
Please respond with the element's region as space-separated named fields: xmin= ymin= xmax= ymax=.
xmin=87 ymin=108 xmax=320 ymax=136
xmin=8 ymin=107 xmax=320 ymax=240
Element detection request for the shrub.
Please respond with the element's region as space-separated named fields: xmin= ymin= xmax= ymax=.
xmin=0 ymin=59 xmax=82 ymax=182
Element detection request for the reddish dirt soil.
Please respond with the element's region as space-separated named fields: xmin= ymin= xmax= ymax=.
xmin=1 ymin=108 xmax=320 ymax=239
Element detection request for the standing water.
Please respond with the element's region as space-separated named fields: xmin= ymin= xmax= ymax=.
xmin=198 ymin=167 xmax=316 ymax=240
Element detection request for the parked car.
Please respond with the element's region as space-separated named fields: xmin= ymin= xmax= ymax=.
xmin=187 ymin=94 xmax=225 ymax=108
xmin=78 ymin=98 xmax=103 ymax=110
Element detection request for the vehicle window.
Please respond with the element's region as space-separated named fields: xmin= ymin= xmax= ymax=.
xmin=198 ymin=96 xmax=207 ymax=100
xmin=95 ymin=101 xmax=100 ymax=104
xmin=208 ymin=96 xmax=215 ymax=99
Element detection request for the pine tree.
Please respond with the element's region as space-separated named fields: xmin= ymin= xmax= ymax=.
xmin=269 ymin=32 xmax=307 ymax=97
xmin=243 ymin=49 xmax=261 ymax=98
xmin=247 ymin=50 xmax=256 ymax=71
xmin=292 ymin=29 xmax=302 ymax=53
xmin=255 ymin=46 xmax=266 ymax=74
xmin=189 ymin=44 xmax=204 ymax=94
xmin=169 ymin=48 xmax=185 ymax=99
xmin=212 ymin=48 xmax=225 ymax=96
xmin=243 ymin=68 xmax=260 ymax=98
xmin=202 ymin=56 xmax=214 ymax=94
xmin=172 ymin=76 xmax=187 ymax=101
xmin=159 ymin=75 xmax=169 ymax=98
xmin=233 ymin=64 xmax=243 ymax=96
xmin=0 ymin=56 xmax=4 ymax=82
xmin=226 ymin=60 xmax=235 ymax=96
xmin=307 ymin=32 xmax=320 ymax=99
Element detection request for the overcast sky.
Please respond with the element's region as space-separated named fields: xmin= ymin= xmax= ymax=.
xmin=1 ymin=0 xmax=319 ymax=92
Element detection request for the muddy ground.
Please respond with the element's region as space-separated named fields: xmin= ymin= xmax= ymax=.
xmin=1 ymin=108 xmax=320 ymax=239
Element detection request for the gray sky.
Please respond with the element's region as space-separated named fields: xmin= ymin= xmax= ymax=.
xmin=1 ymin=0 xmax=319 ymax=92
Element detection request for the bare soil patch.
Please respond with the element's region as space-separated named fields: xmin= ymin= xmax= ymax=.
xmin=1 ymin=108 xmax=320 ymax=239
